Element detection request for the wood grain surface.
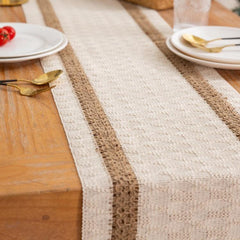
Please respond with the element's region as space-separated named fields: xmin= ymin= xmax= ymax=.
xmin=0 ymin=5 xmax=82 ymax=240
xmin=1 ymin=1 xmax=240 ymax=239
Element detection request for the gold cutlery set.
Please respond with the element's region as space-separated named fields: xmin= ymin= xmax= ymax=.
xmin=182 ymin=34 xmax=240 ymax=52
xmin=168 ymin=26 xmax=240 ymax=69
xmin=0 ymin=70 xmax=62 ymax=96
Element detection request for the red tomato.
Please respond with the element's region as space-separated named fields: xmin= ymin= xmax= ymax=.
xmin=3 ymin=26 xmax=16 ymax=40
xmin=0 ymin=28 xmax=9 ymax=46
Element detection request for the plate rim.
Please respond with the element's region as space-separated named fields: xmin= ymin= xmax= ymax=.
xmin=0 ymin=22 xmax=64 ymax=58
xmin=166 ymin=37 xmax=240 ymax=70
xmin=0 ymin=35 xmax=68 ymax=63
xmin=171 ymin=26 xmax=240 ymax=64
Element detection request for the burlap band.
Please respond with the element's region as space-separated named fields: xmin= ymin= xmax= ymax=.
xmin=36 ymin=0 xmax=139 ymax=239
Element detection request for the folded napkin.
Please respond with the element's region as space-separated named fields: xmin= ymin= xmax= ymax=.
xmin=123 ymin=0 xmax=173 ymax=10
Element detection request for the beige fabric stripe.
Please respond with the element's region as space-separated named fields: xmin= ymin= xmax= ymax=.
xmin=122 ymin=1 xmax=240 ymax=140
xmin=36 ymin=0 xmax=139 ymax=239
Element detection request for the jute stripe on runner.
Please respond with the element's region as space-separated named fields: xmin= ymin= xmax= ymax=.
xmin=196 ymin=65 xmax=240 ymax=115
xmin=23 ymin=1 xmax=114 ymax=240
xmin=36 ymin=0 xmax=140 ymax=239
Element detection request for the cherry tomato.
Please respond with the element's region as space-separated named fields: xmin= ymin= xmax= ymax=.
xmin=3 ymin=26 xmax=16 ymax=40
xmin=0 ymin=28 xmax=9 ymax=46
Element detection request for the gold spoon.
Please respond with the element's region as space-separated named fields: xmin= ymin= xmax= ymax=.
xmin=187 ymin=41 xmax=240 ymax=53
xmin=0 ymin=83 xmax=55 ymax=97
xmin=182 ymin=34 xmax=240 ymax=47
xmin=0 ymin=70 xmax=63 ymax=85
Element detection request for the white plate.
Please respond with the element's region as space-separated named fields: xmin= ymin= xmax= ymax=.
xmin=171 ymin=26 xmax=240 ymax=64
xmin=0 ymin=23 xmax=64 ymax=58
xmin=166 ymin=37 xmax=240 ymax=70
xmin=0 ymin=35 xmax=68 ymax=63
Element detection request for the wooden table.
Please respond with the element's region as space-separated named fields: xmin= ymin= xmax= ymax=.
xmin=1 ymin=1 xmax=240 ymax=239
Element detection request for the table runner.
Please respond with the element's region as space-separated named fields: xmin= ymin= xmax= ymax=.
xmin=23 ymin=0 xmax=240 ymax=239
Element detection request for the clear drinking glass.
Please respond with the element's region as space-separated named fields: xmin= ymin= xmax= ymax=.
xmin=173 ymin=0 xmax=211 ymax=32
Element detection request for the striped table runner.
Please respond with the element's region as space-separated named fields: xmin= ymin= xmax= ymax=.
xmin=23 ymin=0 xmax=240 ymax=239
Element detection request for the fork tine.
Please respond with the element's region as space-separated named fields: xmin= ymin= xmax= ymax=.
xmin=32 ymin=85 xmax=56 ymax=96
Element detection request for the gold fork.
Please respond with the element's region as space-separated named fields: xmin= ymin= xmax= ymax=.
xmin=189 ymin=42 xmax=240 ymax=53
xmin=0 ymin=83 xmax=55 ymax=97
xmin=182 ymin=34 xmax=240 ymax=47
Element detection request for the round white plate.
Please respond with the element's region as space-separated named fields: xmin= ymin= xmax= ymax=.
xmin=0 ymin=23 xmax=64 ymax=58
xmin=166 ymin=37 xmax=240 ymax=70
xmin=0 ymin=35 xmax=68 ymax=63
xmin=171 ymin=26 xmax=240 ymax=64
